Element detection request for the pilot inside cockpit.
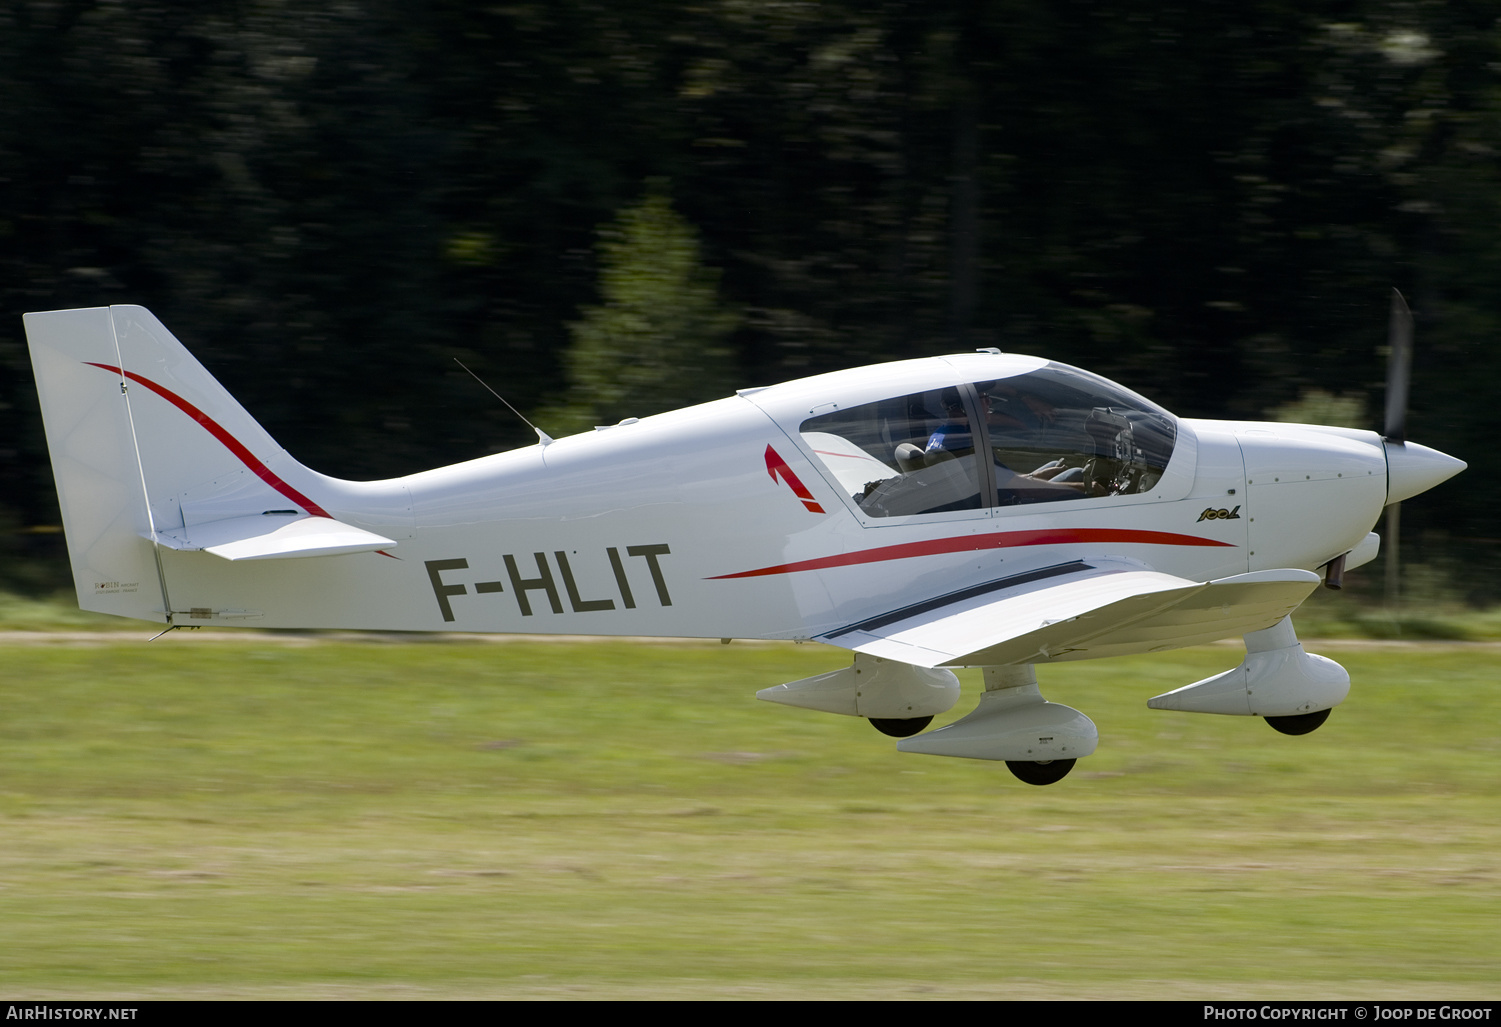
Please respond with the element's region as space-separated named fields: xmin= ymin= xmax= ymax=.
xmin=973 ymin=372 xmax=1177 ymax=504
xmin=978 ymin=380 xmax=1056 ymax=433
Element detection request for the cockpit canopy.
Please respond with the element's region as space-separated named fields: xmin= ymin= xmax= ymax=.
xmin=799 ymin=363 xmax=1178 ymax=518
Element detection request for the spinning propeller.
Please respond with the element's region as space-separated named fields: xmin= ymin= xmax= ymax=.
xmin=1383 ymin=289 xmax=1412 ymax=603
xmin=1380 ymin=288 xmax=1467 ymax=603
xmin=1385 ymin=288 xmax=1413 ymax=446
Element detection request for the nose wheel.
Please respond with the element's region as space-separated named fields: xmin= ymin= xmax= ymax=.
xmin=1005 ymin=758 xmax=1076 ymax=786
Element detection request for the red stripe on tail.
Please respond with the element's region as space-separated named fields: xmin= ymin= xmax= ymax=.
xmin=85 ymin=362 xmax=332 ymax=519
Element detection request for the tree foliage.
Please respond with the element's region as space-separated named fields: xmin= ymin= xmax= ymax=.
xmin=541 ymin=182 xmax=739 ymax=436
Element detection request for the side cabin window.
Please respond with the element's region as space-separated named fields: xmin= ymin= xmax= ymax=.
xmin=801 ymin=388 xmax=984 ymax=517
xmin=799 ymin=365 xmax=1176 ymax=516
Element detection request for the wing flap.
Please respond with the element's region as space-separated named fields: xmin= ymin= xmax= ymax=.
xmin=150 ymin=514 xmax=397 ymax=561
xmin=819 ymin=562 xmax=1320 ymax=667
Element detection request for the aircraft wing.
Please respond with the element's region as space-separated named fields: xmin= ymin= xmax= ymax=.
xmin=818 ymin=559 xmax=1320 ymax=667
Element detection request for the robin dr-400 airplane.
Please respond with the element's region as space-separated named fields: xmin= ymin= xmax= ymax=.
xmin=25 ymin=303 xmax=1465 ymax=784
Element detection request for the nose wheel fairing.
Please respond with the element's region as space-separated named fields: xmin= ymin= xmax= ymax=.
xmin=1145 ymin=616 xmax=1349 ymax=718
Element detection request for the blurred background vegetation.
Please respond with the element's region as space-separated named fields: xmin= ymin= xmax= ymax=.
xmin=1 ymin=0 xmax=1496 ymax=607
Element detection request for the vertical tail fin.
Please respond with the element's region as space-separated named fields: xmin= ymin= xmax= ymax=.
xmin=25 ymin=305 xmax=327 ymax=621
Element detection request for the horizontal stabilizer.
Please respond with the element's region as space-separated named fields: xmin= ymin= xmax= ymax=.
xmin=820 ymin=560 xmax=1320 ymax=667
xmin=151 ymin=514 xmax=396 ymax=561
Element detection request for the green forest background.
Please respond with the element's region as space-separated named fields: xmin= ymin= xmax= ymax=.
xmin=1 ymin=1 xmax=1496 ymax=603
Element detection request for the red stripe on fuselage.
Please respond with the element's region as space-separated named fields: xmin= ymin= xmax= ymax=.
xmin=85 ymin=362 xmax=332 ymax=519
xmin=709 ymin=528 xmax=1235 ymax=579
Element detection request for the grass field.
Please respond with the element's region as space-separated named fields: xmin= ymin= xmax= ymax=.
xmin=0 ymin=632 xmax=1497 ymax=999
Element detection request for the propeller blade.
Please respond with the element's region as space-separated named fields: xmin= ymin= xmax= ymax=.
xmin=1383 ymin=288 xmax=1415 ymax=605
xmin=1384 ymin=287 xmax=1413 ymax=444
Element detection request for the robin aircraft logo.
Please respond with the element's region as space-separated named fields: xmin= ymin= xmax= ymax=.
xmin=1197 ymin=505 xmax=1242 ymax=522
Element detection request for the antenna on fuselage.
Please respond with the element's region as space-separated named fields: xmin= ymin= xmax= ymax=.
xmin=454 ymin=358 xmax=554 ymax=446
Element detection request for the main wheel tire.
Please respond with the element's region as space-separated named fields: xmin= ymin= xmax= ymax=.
xmin=868 ymin=716 xmax=933 ymax=738
xmin=1005 ymin=758 xmax=1076 ymax=785
xmin=1265 ymin=709 xmax=1331 ymax=736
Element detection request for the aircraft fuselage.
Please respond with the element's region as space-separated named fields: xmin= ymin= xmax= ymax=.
xmin=153 ymin=354 xmax=1410 ymax=644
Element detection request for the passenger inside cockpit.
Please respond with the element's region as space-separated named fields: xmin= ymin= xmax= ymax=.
xmin=924 ymin=389 xmax=974 ymax=456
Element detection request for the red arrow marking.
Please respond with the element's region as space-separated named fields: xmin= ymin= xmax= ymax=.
xmin=765 ymin=445 xmax=825 ymax=514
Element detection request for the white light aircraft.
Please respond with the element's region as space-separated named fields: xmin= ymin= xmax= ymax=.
xmin=25 ymin=302 xmax=1465 ymax=784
